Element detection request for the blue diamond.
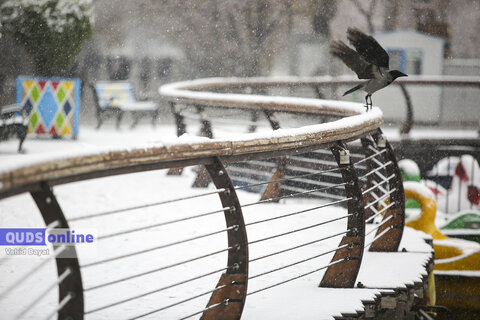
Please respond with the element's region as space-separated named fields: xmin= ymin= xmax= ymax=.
xmin=37 ymin=87 xmax=57 ymax=128
xmin=23 ymin=99 xmax=33 ymax=115
xmin=63 ymin=100 xmax=72 ymax=115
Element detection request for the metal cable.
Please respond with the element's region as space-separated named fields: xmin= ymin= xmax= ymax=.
xmin=280 ymin=184 xmax=347 ymax=201
xmin=82 ymin=225 xmax=237 ymax=268
xmin=16 ymin=268 xmax=72 ymax=319
xmin=124 ymin=283 xmax=233 ymax=319
xmin=365 ymin=202 xmax=396 ymax=223
xmin=365 ymin=215 xmax=394 ymax=236
xmin=230 ymin=175 xmax=265 ymax=187
xmin=179 ymin=299 xmax=229 ymax=320
xmin=368 ymin=145 xmax=384 ymax=154
xmin=249 ymin=220 xmax=352 ymax=245
xmin=284 ymin=177 xmax=347 ymax=189
xmin=69 ymin=189 xmax=226 ymax=222
xmin=250 ymin=242 xmax=350 ymax=280
xmin=0 ymin=245 xmax=67 ymax=301
xmin=242 ymin=182 xmax=348 ymax=208
xmin=85 ymin=266 xmax=227 ymax=312
xmin=312 ymin=149 xmax=333 ymax=155
xmin=246 ymin=203 xmax=352 ymax=227
xmin=43 ymin=292 xmax=73 ymax=320
xmin=358 ymin=161 xmax=393 ymax=180
xmin=227 ymin=166 xmax=272 ymax=177
xmin=46 ymin=220 xmax=61 ymax=230
xmin=365 ymin=226 xmax=394 ymax=248
xmin=247 ymin=160 xmax=277 ymax=167
xmin=250 ymin=233 xmax=350 ymax=263
xmin=353 ymin=149 xmax=388 ymax=166
xmin=97 ymin=206 xmax=229 ymax=240
xmin=85 ymin=247 xmax=233 ymax=291
xmin=364 ymin=188 xmax=397 ymax=210
xmin=361 ymin=174 xmax=395 ymax=195
xmin=287 ymin=155 xmax=338 ymax=167
xmin=349 ymin=152 xmax=366 ymax=159
xmin=233 ymin=166 xmax=343 ymax=192
xmin=286 ymin=164 xmax=342 ymax=176
xmin=247 ymin=258 xmax=347 ymax=296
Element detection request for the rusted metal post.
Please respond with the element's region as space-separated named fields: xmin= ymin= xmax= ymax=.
xmin=259 ymin=109 xmax=286 ymax=200
xmin=196 ymin=105 xmax=214 ymax=139
xmin=201 ymin=157 xmax=248 ymax=320
xmin=167 ymin=101 xmax=187 ymax=176
xmin=192 ymin=105 xmax=214 ymax=187
xmin=170 ymin=101 xmax=187 ymax=138
xmin=260 ymin=157 xmax=286 ymax=201
xmin=30 ymin=182 xmax=84 ymax=320
xmin=248 ymin=111 xmax=259 ymax=133
xmin=369 ymin=130 xmax=405 ymax=252
xmin=314 ymin=86 xmax=324 ymax=99
xmin=263 ymin=110 xmax=280 ymax=131
xmin=320 ymin=143 xmax=365 ymax=288
xmin=399 ymin=84 xmax=413 ymax=136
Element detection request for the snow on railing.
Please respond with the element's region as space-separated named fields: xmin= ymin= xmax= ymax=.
xmin=160 ymin=75 xmax=480 ymax=135
xmin=0 ymin=77 xmax=408 ymax=319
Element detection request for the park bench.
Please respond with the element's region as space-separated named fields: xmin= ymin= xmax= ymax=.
xmin=0 ymin=103 xmax=28 ymax=152
xmin=91 ymin=81 xmax=159 ymax=129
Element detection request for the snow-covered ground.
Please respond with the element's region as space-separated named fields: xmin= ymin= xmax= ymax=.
xmin=0 ymin=124 xmax=432 ymax=319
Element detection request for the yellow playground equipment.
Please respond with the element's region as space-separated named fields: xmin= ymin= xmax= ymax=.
xmin=404 ymin=181 xmax=480 ymax=318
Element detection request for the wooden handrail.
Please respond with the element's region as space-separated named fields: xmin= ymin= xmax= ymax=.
xmin=160 ymin=75 xmax=480 ymax=136
xmin=0 ymin=95 xmax=382 ymax=199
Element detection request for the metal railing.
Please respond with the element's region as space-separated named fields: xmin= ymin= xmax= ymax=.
xmin=160 ymin=75 xmax=480 ymax=135
xmin=0 ymin=77 xmax=406 ymax=319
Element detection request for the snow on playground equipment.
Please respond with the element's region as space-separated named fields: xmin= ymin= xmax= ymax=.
xmin=400 ymin=155 xmax=480 ymax=244
xmin=427 ymin=155 xmax=480 ymax=213
xmin=404 ymin=181 xmax=480 ymax=317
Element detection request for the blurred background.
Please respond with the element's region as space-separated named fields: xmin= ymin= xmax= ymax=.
xmin=0 ymin=0 xmax=479 ymax=126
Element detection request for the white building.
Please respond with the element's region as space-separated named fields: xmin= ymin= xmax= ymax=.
xmin=369 ymin=30 xmax=445 ymax=124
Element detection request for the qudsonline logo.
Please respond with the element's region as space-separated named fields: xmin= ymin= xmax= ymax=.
xmin=0 ymin=228 xmax=97 ymax=258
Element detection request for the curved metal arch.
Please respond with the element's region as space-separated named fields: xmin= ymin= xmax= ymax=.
xmin=364 ymin=130 xmax=405 ymax=252
xmin=201 ymin=157 xmax=249 ymax=320
xmin=30 ymin=182 xmax=84 ymax=319
xmin=319 ymin=142 xmax=365 ymax=288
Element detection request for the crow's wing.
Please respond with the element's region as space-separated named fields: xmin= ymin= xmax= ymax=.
xmin=330 ymin=40 xmax=374 ymax=79
xmin=347 ymin=28 xmax=389 ymax=69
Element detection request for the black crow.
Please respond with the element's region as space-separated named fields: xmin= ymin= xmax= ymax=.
xmin=331 ymin=27 xmax=407 ymax=111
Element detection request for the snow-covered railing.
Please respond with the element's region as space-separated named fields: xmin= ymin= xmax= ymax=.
xmin=160 ymin=75 xmax=480 ymax=135
xmin=0 ymin=80 xmax=408 ymax=319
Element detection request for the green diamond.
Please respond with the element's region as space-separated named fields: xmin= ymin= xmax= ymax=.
xmin=31 ymin=85 xmax=40 ymax=103
xmin=55 ymin=112 xmax=64 ymax=129
xmin=30 ymin=111 xmax=39 ymax=128
xmin=57 ymin=87 xmax=66 ymax=103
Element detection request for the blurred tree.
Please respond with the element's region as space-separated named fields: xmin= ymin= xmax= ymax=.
xmin=350 ymin=0 xmax=377 ymax=33
xmin=0 ymin=0 xmax=93 ymax=76
xmin=160 ymin=0 xmax=290 ymax=77
xmin=159 ymin=0 xmax=337 ymax=77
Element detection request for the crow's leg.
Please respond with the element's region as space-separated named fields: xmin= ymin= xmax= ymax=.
xmin=364 ymin=94 xmax=372 ymax=111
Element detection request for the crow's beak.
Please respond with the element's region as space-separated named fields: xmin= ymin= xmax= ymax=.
xmin=399 ymin=72 xmax=408 ymax=77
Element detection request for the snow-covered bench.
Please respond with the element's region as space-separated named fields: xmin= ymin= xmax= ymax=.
xmin=91 ymin=81 xmax=160 ymax=129
xmin=0 ymin=103 xmax=28 ymax=152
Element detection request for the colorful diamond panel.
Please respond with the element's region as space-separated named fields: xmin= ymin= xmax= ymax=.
xmin=16 ymin=76 xmax=81 ymax=138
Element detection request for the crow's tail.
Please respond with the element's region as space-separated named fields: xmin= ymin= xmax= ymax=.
xmin=343 ymin=84 xmax=362 ymax=96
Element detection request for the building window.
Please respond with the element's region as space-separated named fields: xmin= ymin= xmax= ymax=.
xmin=387 ymin=49 xmax=422 ymax=75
